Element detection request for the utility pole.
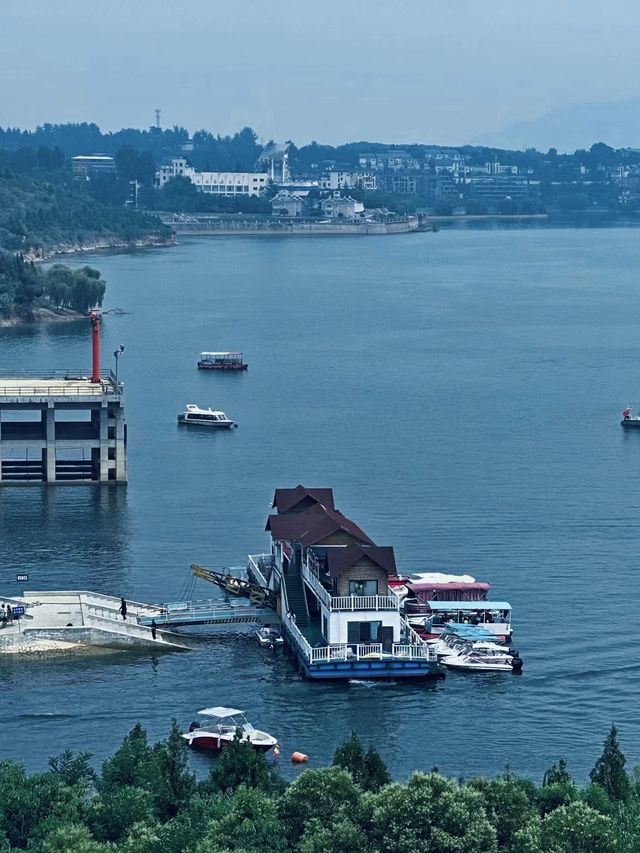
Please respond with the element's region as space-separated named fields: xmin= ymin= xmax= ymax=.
xmin=113 ymin=345 xmax=125 ymax=392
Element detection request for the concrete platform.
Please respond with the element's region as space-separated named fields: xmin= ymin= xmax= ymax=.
xmin=0 ymin=590 xmax=190 ymax=654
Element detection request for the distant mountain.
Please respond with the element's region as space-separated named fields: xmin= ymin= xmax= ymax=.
xmin=472 ymin=98 xmax=640 ymax=153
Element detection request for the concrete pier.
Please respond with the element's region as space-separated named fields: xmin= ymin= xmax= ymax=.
xmin=0 ymin=591 xmax=189 ymax=654
xmin=0 ymin=370 xmax=127 ymax=484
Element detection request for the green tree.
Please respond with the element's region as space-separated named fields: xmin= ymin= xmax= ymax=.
xmin=469 ymin=777 xmax=537 ymax=849
xmin=278 ymin=767 xmax=364 ymax=846
xmin=195 ymin=786 xmax=287 ymax=853
xmin=41 ymin=823 xmax=110 ymax=853
xmin=333 ymin=732 xmax=390 ymax=792
xmin=148 ymin=719 xmax=196 ymax=821
xmin=368 ymin=772 xmax=497 ymax=853
xmin=512 ymin=801 xmax=620 ymax=853
xmin=590 ymin=724 xmax=630 ymax=803
xmin=48 ymin=749 xmax=96 ymax=789
xmin=206 ymin=734 xmax=281 ymax=794
xmin=98 ymin=723 xmax=154 ymax=794
xmin=88 ymin=785 xmax=154 ymax=842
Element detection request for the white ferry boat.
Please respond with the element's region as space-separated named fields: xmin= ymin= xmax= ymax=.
xmin=197 ymin=352 xmax=248 ymax=371
xmin=177 ymin=404 xmax=236 ymax=428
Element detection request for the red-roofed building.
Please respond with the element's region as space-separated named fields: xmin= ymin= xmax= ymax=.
xmin=271 ymin=485 xmax=335 ymax=515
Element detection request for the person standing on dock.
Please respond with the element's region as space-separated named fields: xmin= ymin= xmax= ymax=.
xmin=151 ymin=620 xmax=157 ymax=640
xmin=119 ymin=598 xmax=127 ymax=621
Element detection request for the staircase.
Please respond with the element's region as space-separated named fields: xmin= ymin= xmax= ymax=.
xmin=284 ymin=558 xmax=310 ymax=628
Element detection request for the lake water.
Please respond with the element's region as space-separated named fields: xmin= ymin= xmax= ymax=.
xmin=1 ymin=224 xmax=640 ymax=782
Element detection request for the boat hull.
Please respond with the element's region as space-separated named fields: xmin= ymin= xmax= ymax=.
xmin=177 ymin=416 xmax=235 ymax=429
xmin=184 ymin=733 xmax=274 ymax=753
xmin=621 ymin=418 xmax=640 ymax=429
xmin=198 ymin=363 xmax=248 ymax=371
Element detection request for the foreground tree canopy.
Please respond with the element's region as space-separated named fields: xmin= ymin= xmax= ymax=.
xmin=1 ymin=723 xmax=639 ymax=852
xmin=0 ymin=252 xmax=106 ymax=319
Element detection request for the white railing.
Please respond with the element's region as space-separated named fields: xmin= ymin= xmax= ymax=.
xmin=330 ymin=595 xmax=399 ymax=611
xmin=301 ymin=566 xmax=399 ymax=612
xmin=87 ymin=612 xmax=169 ymax=644
xmin=247 ymin=554 xmax=271 ymax=588
xmin=357 ymin=643 xmax=383 ymax=658
xmin=392 ymin=644 xmax=436 ymax=661
xmin=301 ymin=565 xmax=331 ymax=607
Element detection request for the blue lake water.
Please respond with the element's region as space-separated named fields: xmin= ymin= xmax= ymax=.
xmin=1 ymin=224 xmax=640 ymax=782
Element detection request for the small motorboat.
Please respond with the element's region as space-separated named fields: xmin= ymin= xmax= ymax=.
xmin=621 ymin=407 xmax=640 ymax=429
xmin=182 ymin=707 xmax=277 ymax=753
xmin=256 ymin=625 xmax=284 ymax=647
xmin=177 ymin=404 xmax=236 ymax=428
xmin=441 ymin=644 xmax=523 ymax=673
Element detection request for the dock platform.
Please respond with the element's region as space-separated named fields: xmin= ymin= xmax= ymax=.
xmin=0 ymin=370 xmax=126 ymax=484
xmin=0 ymin=590 xmax=188 ymax=654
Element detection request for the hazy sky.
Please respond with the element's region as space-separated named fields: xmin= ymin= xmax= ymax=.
xmin=3 ymin=0 xmax=640 ymax=147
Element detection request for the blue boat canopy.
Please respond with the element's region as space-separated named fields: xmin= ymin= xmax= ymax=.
xmin=428 ymin=600 xmax=511 ymax=611
xmin=441 ymin=624 xmax=498 ymax=641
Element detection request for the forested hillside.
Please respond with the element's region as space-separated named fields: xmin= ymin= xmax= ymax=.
xmin=0 ymin=170 xmax=170 ymax=255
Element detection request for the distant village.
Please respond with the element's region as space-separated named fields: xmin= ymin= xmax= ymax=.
xmin=68 ymin=136 xmax=640 ymax=220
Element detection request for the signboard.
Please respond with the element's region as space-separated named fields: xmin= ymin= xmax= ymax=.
xmin=16 ymin=573 xmax=28 ymax=583
xmin=11 ymin=606 xmax=25 ymax=618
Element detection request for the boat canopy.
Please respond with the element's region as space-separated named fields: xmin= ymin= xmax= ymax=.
xmin=407 ymin=582 xmax=490 ymax=593
xmin=200 ymin=352 xmax=242 ymax=358
xmin=441 ymin=624 xmax=498 ymax=642
xmin=407 ymin=572 xmax=476 ymax=584
xmin=428 ymin=600 xmax=511 ymax=611
xmin=198 ymin=706 xmax=245 ymax=718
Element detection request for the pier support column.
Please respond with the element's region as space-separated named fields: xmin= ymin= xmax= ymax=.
xmin=45 ymin=404 xmax=56 ymax=483
xmin=99 ymin=403 xmax=108 ymax=482
xmin=115 ymin=405 xmax=126 ymax=483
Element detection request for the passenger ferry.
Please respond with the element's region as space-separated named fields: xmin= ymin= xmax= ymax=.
xmin=197 ymin=352 xmax=248 ymax=371
xmin=177 ymin=404 xmax=236 ymax=428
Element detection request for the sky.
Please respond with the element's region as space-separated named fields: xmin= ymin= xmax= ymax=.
xmin=2 ymin=0 xmax=640 ymax=150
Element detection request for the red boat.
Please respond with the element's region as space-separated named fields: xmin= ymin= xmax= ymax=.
xmin=182 ymin=707 xmax=277 ymax=753
xmin=197 ymin=352 xmax=248 ymax=370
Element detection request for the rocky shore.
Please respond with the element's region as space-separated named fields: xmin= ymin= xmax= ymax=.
xmin=24 ymin=233 xmax=175 ymax=263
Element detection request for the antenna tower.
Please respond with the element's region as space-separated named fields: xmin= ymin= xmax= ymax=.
xmin=154 ymin=108 xmax=161 ymax=129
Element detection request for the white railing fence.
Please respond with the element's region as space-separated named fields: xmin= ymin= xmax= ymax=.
xmin=300 ymin=566 xmax=399 ymax=612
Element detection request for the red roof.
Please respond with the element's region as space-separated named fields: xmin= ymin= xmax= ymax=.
xmin=272 ymin=485 xmax=335 ymax=514
xmin=325 ymin=544 xmax=396 ymax=577
xmin=266 ymin=503 xmax=374 ymax=547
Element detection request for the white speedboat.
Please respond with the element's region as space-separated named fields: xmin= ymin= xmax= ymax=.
xmin=441 ymin=644 xmax=523 ymax=673
xmin=257 ymin=626 xmax=284 ymax=647
xmin=182 ymin=707 xmax=277 ymax=753
xmin=177 ymin=404 xmax=236 ymax=428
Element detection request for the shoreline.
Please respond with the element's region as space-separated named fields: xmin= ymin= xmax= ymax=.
xmin=0 ymin=305 xmax=86 ymax=329
xmin=24 ymin=234 xmax=175 ymax=264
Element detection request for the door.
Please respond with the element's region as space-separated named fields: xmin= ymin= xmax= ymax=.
xmin=380 ymin=626 xmax=393 ymax=652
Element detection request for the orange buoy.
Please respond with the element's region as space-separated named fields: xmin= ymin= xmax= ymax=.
xmin=291 ymin=751 xmax=308 ymax=763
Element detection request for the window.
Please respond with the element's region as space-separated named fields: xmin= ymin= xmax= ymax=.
xmin=347 ymin=621 xmax=382 ymax=644
xmin=349 ymin=579 xmax=378 ymax=597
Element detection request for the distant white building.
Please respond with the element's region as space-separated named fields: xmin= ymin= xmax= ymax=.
xmin=156 ymin=158 xmax=268 ymax=196
xmin=323 ymin=171 xmax=378 ymax=191
xmin=71 ymin=154 xmax=116 ymax=175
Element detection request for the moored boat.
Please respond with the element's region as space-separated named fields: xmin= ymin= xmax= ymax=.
xmin=197 ymin=352 xmax=248 ymax=371
xmin=257 ymin=625 xmax=284 ymax=647
xmin=177 ymin=404 xmax=236 ymax=428
xmin=409 ymin=600 xmax=513 ymax=641
xmin=621 ymin=407 xmax=640 ymax=428
xmin=182 ymin=707 xmax=277 ymax=752
xmin=441 ymin=645 xmax=522 ymax=672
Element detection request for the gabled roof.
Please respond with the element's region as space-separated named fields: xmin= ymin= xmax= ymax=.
xmin=325 ymin=544 xmax=396 ymax=577
xmin=272 ymin=485 xmax=335 ymax=514
xmin=266 ymin=503 xmax=374 ymax=547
